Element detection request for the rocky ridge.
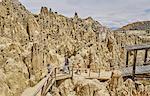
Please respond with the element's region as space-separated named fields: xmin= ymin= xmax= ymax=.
xmin=118 ymin=21 xmax=150 ymax=31
xmin=0 ymin=0 xmax=150 ymax=96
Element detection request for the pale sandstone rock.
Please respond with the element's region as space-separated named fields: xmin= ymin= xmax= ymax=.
xmin=56 ymin=78 xmax=110 ymax=96
xmin=0 ymin=0 xmax=150 ymax=96
xmin=54 ymin=76 xmax=150 ymax=96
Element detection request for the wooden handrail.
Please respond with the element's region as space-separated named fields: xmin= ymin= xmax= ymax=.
xmin=32 ymin=65 xmax=74 ymax=96
xmin=30 ymin=65 xmax=105 ymax=96
xmin=28 ymin=64 xmax=150 ymax=96
xmin=32 ymin=67 xmax=55 ymax=96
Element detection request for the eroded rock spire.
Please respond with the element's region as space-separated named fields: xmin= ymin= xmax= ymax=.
xmin=74 ymin=12 xmax=78 ymax=18
xmin=40 ymin=6 xmax=48 ymax=15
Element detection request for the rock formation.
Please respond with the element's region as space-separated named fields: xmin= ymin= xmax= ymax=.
xmin=50 ymin=70 xmax=150 ymax=96
xmin=118 ymin=21 xmax=150 ymax=31
xmin=0 ymin=0 xmax=150 ymax=96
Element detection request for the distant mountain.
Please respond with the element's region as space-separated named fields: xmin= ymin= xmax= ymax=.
xmin=118 ymin=21 xmax=150 ymax=31
xmin=111 ymin=27 xmax=118 ymax=30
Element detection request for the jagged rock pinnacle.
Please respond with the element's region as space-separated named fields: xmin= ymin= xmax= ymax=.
xmin=74 ymin=12 xmax=78 ymax=18
xmin=49 ymin=8 xmax=52 ymax=13
xmin=40 ymin=6 xmax=48 ymax=15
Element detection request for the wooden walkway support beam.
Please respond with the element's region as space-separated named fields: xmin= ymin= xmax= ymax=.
xmin=125 ymin=44 xmax=150 ymax=80
xmin=71 ymin=66 xmax=73 ymax=79
xmin=144 ymin=49 xmax=148 ymax=64
xmin=132 ymin=50 xmax=137 ymax=80
xmin=98 ymin=69 xmax=100 ymax=77
xmin=126 ymin=51 xmax=129 ymax=67
xmin=54 ymin=68 xmax=57 ymax=87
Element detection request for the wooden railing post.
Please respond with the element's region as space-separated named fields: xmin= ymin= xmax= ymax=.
xmin=89 ymin=69 xmax=91 ymax=77
xmin=69 ymin=66 xmax=70 ymax=74
xmin=126 ymin=51 xmax=129 ymax=67
xmin=71 ymin=66 xmax=73 ymax=79
xmin=132 ymin=50 xmax=137 ymax=80
xmin=54 ymin=68 xmax=57 ymax=87
xmin=41 ymin=85 xmax=44 ymax=96
xmin=144 ymin=49 xmax=148 ymax=65
xmin=98 ymin=69 xmax=100 ymax=77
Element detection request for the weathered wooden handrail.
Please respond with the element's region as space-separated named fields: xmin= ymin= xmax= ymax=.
xmin=125 ymin=44 xmax=150 ymax=80
xmin=72 ymin=67 xmax=103 ymax=78
xmin=73 ymin=67 xmax=103 ymax=72
xmin=31 ymin=65 xmax=74 ymax=96
xmin=29 ymin=65 xmax=108 ymax=96
xmin=25 ymin=64 xmax=150 ymax=96
xmin=41 ymin=78 xmax=55 ymax=96
xmin=32 ymin=67 xmax=55 ymax=96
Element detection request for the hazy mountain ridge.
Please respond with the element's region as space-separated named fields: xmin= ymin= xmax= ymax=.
xmin=118 ymin=21 xmax=150 ymax=31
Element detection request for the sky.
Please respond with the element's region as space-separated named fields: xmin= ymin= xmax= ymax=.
xmin=20 ymin=0 xmax=150 ymax=29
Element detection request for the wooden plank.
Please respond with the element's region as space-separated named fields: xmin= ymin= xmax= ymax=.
xmin=121 ymin=65 xmax=150 ymax=76
xmin=125 ymin=44 xmax=150 ymax=51
xmin=85 ymin=77 xmax=109 ymax=81
xmin=43 ymin=79 xmax=55 ymax=96
xmin=31 ymin=68 xmax=55 ymax=96
xmin=56 ymin=74 xmax=72 ymax=80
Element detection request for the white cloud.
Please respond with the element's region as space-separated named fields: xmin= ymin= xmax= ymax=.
xmin=20 ymin=0 xmax=150 ymax=28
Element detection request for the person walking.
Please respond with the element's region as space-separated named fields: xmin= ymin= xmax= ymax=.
xmin=75 ymin=62 xmax=81 ymax=74
xmin=63 ymin=57 xmax=69 ymax=73
xmin=47 ymin=64 xmax=52 ymax=74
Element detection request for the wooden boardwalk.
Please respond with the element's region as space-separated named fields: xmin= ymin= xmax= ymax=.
xmin=22 ymin=65 xmax=150 ymax=96
xmin=125 ymin=44 xmax=150 ymax=51
xmin=22 ymin=44 xmax=150 ymax=96
xmin=21 ymin=67 xmax=112 ymax=96
xmin=125 ymin=44 xmax=150 ymax=79
xmin=121 ymin=65 xmax=150 ymax=76
xmin=22 ymin=72 xmax=72 ymax=96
